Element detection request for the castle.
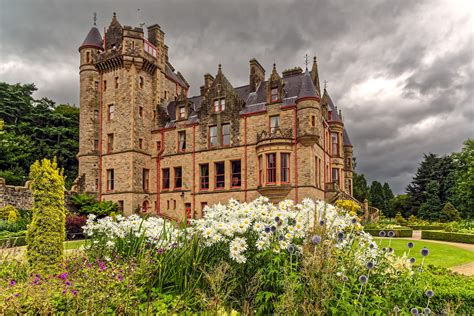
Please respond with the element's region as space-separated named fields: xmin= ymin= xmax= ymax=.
xmin=77 ymin=14 xmax=355 ymax=219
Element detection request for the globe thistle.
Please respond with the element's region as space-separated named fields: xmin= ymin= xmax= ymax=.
xmin=270 ymin=226 xmax=276 ymax=232
xmin=337 ymin=232 xmax=345 ymax=240
xmin=264 ymin=226 xmax=271 ymax=233
xmin=382 ymin=247 xmax=387 ymax=252
xmin=351 ymin=218 xmax=357 ymax=224
xmin=366 ymin=261 xmax=375 ymax=269
xmin=423 ymin=307 xmax=431 ymax=314
xmin=388 ymin=230 xmax=395 ymax=237
xmin=358 ymin=275 xmax=368 ymax=284
xmin=393 ymin=306 xmax=400 ymax=313
xmin=279 ymin=235 xmax=284 ymax=241
xmin=407 ymin=242 xmax=414 ymax=249
xmin=319 ymin=220 xmax=325 ymax=226
xmin=369 ymin=243 xmax=375 ymax=249
xmin=311 ymin=235 xmax=322 ymax=245
xmin=421 ymin=247 xmax=429 ymax=257
xmin=425 ymin=290 xmax=434 ymax=298
xmin=287 ymin=244 xmax=295 ymax=253
xmin=275 ymin=216 xmax=281 ymax=223
xmin=410 ymin=307 xmax=419 ymax=315
xmin=379 ymin=230 xmax=387 ymax=237
xmin=388 ymin=247 xmax=394 ymax=253
xmin=409 ymin=257 xmax=416 ymax=264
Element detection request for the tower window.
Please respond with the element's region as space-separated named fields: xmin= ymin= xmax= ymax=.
xmin=200 ymin=163 xmax=209 ymax=190
xmin=311 ymin=116 xmax=316 ymax=127
xmin=142 ymin=169 xmax=150 ymax=191
xmin=271 ymin=88 xmax=278 ymax=102
xmin=139 ymin=138 xmax=143 ymax=149
xmin=108 ymin=104 xmax=114 ymax=120
xmin=86 ymin=51 xmax=90 ymax=63
xmin=93 ymin=139 xmax=99 ymax=151
xmin=139 ymin=77 xmax=144 ymax=89
xmin=107 ymin=169 xmax=114 ymax=191
xmin=115 ymin=77 xmax=119 ymax=89
xmin=174 ymin=167 xmax=182 ymax=189
xmin=107 ymin=134 xmax=114 ymax=153
xmin=103 ymin=80 xmax=107 ymax=91
xmin=270 ymin=115 xmax=280 ymax=134
xmin=231 ymin=160 xmax=241 ymax=188
xmin=209 ymin=126 xmax=218 ymax=148
xmin=281 ymin=153 xmax=290 ymax=183
xmin=215 ymin=162 xmax=225 ymax=189
xmin=266 ymin=153 xmax=276 ymax=184
xmin=178 ymin=131 xmax=186 ymax=152
xmin=139 ymin=106 xmax=143 ymax=117
xmin=162 ymin=168 xmax=170 ymax=190
xmin=221 ymin=123 xmax=230 ymax=146
xmin=331 ymin=132 xmax=339 ymax=156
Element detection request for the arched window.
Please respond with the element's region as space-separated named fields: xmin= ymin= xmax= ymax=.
xmin=142 ymin=200 xmax=149 ymax=212
xmin=86 ymin=51 xmax=90 ymax=63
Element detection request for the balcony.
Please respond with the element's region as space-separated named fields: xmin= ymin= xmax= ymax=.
xmin=256 ymin=128 xmax=293 ymax=153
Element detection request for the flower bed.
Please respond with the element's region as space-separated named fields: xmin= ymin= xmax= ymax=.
xmin=0 ymin=231 xmax=27 ymax=248
xmin=365 ymin=228 xmax=413 ymax=238
xmin=421 ymin=230 xmax=474 ymax=244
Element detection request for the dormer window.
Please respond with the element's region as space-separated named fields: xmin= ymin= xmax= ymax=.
xmin=271 ymin=88 xmax=278 ymax=102
xmin=178 ymin=106 xmax=186 ymax=119
xmin=213 ymin=98 xmax=225 ymax=112
xmin=270 ymin=115 xmax=280 ymax=134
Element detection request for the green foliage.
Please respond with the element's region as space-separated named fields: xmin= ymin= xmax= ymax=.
xmin=418 ymin=181 xmax=442 ymax=221
xmin=443 ymin=220 xmax=474 ymax=233
xmin=395 ymin=212 xmax=407 ymax=225
xmin=70 ymin=193 xmax=118 ymax=217
xmin=0 ymin=205 xmax=19 ymax=221
xmin=439 ymin=202 xmax=461 ymax=223
xmin=353 ymin=172 xmax=369 ymax=202
xmin=388 ymin=194 xmax=412 ymax=218
xmin=451 ymin=139 xmax=474 ymax=219
xmin=0 ymin=82 xmax=79 ymax=189
xmin=0 ymin=230 xmax=27 ymax=247
xmin=369 ymin=180 xmax=385 ymax=210
xmin=26 ymin=159 xmax=66 ymax=274
xmin=422 ymin=230 xmax=474 ymax=244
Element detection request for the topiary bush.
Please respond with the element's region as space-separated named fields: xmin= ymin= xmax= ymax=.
xmin=422 ymin=230 xmax=474 ymax=244
xmin=439 ymin=202 xmax=461 ymax=223
xmin=0 ymin=205 xmax=19 ymax=221
xmin=26 ymin=159 xmax=66 ymax=274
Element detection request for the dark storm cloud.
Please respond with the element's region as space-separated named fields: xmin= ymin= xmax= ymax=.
xmin=1 ymin=0 xmax=472 ymax=193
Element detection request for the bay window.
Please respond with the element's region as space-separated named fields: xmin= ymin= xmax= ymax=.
xmin=200 ymin=164 xmax=209 ymax=190
xmin=280 ymin=153 xmax=290 ymax=183
xmin=266 ymin=153 xmax=277 ymax=184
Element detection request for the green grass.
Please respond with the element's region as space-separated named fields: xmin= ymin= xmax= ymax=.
xmin=374 ymin=238 xmax=474 ymax=268
xmin=64 ymin=240 xmax=85 ymax=250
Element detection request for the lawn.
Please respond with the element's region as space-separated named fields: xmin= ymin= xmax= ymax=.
xmin=63 ymin=239 xmax=85 ymax=250
xmin=374 ymin=237 xmax=474 ymax=268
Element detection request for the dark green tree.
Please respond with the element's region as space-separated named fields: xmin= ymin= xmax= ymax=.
xmin=418 ymin=181 xmax=442 ymax=220
xmin=353 ymin=172 xmax=369 ymax=202
xmin=451 ymin=139 xmax=474 ymax=219
xmin=388 ymin=194 xmax=412 ymax=218
xmin=439 ymin=202 xmax=461 ymax=222
xmin=369 ymin=181 xmax=385 ymax=211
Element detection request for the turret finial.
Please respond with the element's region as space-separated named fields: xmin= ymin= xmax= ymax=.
xmin=93 ymin=12 xmax=97 ymax=26
xmin=324 ymin=80 xmax=328 ymax=90
xmin=304 ymin=54 xmax=309 ymax=70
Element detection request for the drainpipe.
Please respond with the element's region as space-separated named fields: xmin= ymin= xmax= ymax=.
xmin=244 ymin=115 xmax=248 ymax=202
xmin=192 ymin=124 xmax=196 ymax=217
xmin=293 ymin=108 xmax=298 ymax=202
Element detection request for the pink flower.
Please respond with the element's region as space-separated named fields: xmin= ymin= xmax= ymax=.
xmin=9 ymin=279 xmax=16 ymax=286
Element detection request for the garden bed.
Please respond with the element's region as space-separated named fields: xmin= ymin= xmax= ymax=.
xmin=0 ymin=234 xmax=27 ymax=248
xmin=364 ymin=228 xmax=413 ymax=237
xmin=408 ymin=225 xmax=444 ymax=231
xmin=421 ymin=230 xmax=474 ymax=244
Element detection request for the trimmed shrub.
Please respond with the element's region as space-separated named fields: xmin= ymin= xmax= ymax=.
xmin=26 ymin=159 xmax=66 ymax=274
xmin=65 ymin=214 xmax=87 ymax=240
xmin=0 ymin=231 xmax=27 ymax=248
xmin=422 ymin=230 xmax=474 ymax=244
xmin=407 ymin=225 xmax=444 ymax=230
xmin=395 ymin=212 xmax=407 ymax=225
xmin=0 ymin=205 xmax=19 ymax=221
xmin=364 ymin=228 xmax=413 ymax=237
xmin=439 ymin=202 xmax=461 ymax=223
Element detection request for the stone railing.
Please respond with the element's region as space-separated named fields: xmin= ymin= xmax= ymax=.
xmin=256 ymin=127 xmax=293 ymax=143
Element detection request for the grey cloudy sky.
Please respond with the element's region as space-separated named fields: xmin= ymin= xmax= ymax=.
xmin=0 ymin=0 xmax=472 ymax=193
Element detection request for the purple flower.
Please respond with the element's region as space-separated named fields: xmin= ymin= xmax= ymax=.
xmin=410 ymin=307 xmax=419 ymax=315
xmin=157 ymin=248 xmax=164 ymax=254
xmin=425 ymin=290 xmax=434 ymax=298
xmin=118 ymin=275 xmax=123 ymax=282
xmin=388 ymin=231 xmax=395 ymax=238
xmin=311 ymin=235 xmax=322 ymax=245
xmin=358 ymin=275 xmax=368 ymax=284
xmin=287 ymin=244 xmax=295 ymax=253
xmin=351 ymin=218 xmax=357 ymax=224
xmin=65 ymin=281 xmax=71 ymax=286
xmin=59 ymin=272 xmax=68 ymax=280
xmin=388 ymin=247 xmax=394 ymax=253
xmin=407 ymin=242 xmax=414 ymax=249
xmin=382 ymin=247 xmax=387 ymax=252
xmin=264 ymin=226 xmax=271 ymax=233
xmin=14 ymin=293 xmax=19 ymax=297
xmin=9 ymin=279 xmax=16 ymax=287
xmin=72 ymin=289 xmax=78 ymax=296
xmin=270 ymin=226 xmax=276 ymax=232
xmin=337 ymin=232 xmax=344 ymax=240
xmin=62 ymin=290 xmax=67 ymax=295
xmin=319 ymin=220 xmax=325 ymax=226
xmin=379 ymin=230 xmax=387 ymax=237
xmin=423 ymin=307 xmax=431 ymax=314
xmin=366 ymin=261 xmax=375 ymax=270
xmin=279 ymin=235 xmax=284 ymax=241
xmin=369 ymin=243 xmax=375 ymax=249
xmin=409 ymin=257 xmax=416 ymax=264
xmin=275 ymin=216 xmax=280 ymax=223
xmin=421 ymin=247 xmax=429 ymax=257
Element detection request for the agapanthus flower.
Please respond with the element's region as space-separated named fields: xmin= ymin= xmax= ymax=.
xmin=379 ymin=230 xmax=387 ymax=237
xmin=407 ymin=242 xmax=414 ymax=249
xmin=358 ymin=275 xmax=368 ymax=284
xmin=421 ymin=247 xmax=429 ymax=257
xmin=425 ymin=290 xmax=434 ymax=298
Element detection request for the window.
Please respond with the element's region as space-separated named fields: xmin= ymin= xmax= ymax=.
xmin=103 ymin=80 xmax=107 ymax=91
xmin=331 ymin=132 xmax=339 ymax=156
xmin=139 ymin=138 xmax=143 ymax=149
xmin=156 ymin=141 xmax=162 ymax=153
xmin=108 ymin=104 xmax=114 ymax=120
xmin=201 ymin=202 xmax=208 ymax=214
xmin=93 ymin=139 xmax=99 ymax=151
xmin=143 ymin=169 xmax=150 ymax=191
xmin=222 ymin=123 xmax=230 ymax=146
xmin=270 ymin=115 xmax=280 ymax=134
xmin=266 ymin=153 xmax=276 ymax=184
xmin=258 ymin=155 xmax=263 ymax=186
xmin=115 ymin=77 xmax=119 ymax=88
xmin=200 ymin=164 xmax=209 ymax=190
xmin=281 ymin=153 xmax=290 ymax=183
xmin=167 ymin=200 xmax=170 ymax=209
xmin=213 ymin=98 xmax=225 ymax=112
xmin=332 ymin=168 xmax=339 ymax=184
xmin=215 ymin=162 xmax=225 ymax=189
xmin=164 ymin=91 xmax=168 ymax=99
xmin=94 ymin=81 xmax=99 ymax=91
xmin=209 ymin=126 xmax=218 ymax=147
xmin=95 ymin=178 xmax=99 ymax=191
xmin=94 ymin=110 xmax=99 ymax=120
xmin=315 ymin=157 xmax=320 ymax=188
xmin=271 ymin=88 xmax=278 ymax=102
xmin=162 ymin=168 xmax=170 ymax=190
xmin=139 ymin=106 xmax=143 ymax=117
xmin=173 ymin=200 xmax=176 ymax=210
xmin=178 ymin=131 xmax=186 ymax=152
xmin=107 ymin=134 xmax=114 ymax=153
xmin=139 ymin=76 xmax=144 ymax=88
xmin=311 ymin=116 xmax=316 ymax=127
xmin=153 ymin=110 xmax=156 ymax=119
xmin=178 ymin=106 xmax=186 ymax=119
xmin=118 ymin=200 xmax=124 ymax=211
xmin=231 ymin=160 xmax=241 ymax=188
xmin=174 ymin=167 xmax=182 ymax=189
xmin=86 ymin=51 xmax=90 ymax=63
xmin=107 ymin=169 xmax=114 ymax=191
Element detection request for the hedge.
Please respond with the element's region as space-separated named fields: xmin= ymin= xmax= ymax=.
xmin=364 ymin=229 xmax=413 ymax=238
xmin=407 ymin=225 xmax=444 ymax=231
xmin=421 ymin=230 xmax=474 ymax=244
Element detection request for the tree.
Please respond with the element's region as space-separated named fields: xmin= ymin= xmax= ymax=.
xmin=27 ymin=159 xmax=66 ymax=274
xmin=417 ymin=181 xmax=442 ymax=221
xmin=369 ymin=181 xmax=385 ymax=211
xmin=439 ymin=202 xmax=461 ymax=223
xmin=451 ymin=139 xmax=474 ymax=219
xmin=388 ymin=194 xmax=412 ymax=218
xmin=353 ymin=172 xmax=369 ymax=202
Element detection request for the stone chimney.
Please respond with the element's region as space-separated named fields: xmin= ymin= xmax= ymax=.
xmin=249 ymin=58 xmax=265 ymax=93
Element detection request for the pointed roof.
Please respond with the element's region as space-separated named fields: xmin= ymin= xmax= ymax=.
xmin=79 ymin=26 xmax=103 ymax=51
xmin=297 ymin=69 xmax=319 ymax=99
xmin=324 ymin=89 xmax=342 ymax=122
xmin=310 ymin=56 xmax=321 ymax=96
xmin=343 ymin=128 xmax=352 ymax=146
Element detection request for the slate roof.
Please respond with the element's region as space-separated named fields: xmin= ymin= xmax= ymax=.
xmin=165 ymin=62 xmax=189 ymax=88
xmin=80 ymin=27 xmax=103 ymax=50
xmin=324 ymin=89 xmax=343 ymax=123
xmin=298 ymin=69 xmax=319 ymax=99
xmin=343 ymin=128 xmax=352 ymax=146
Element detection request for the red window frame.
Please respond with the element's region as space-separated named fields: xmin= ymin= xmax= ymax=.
xmin=156 ymin=141 xmax=161 ymax=153
xmin=280 ymin=153 xmax=290 ymax=184
xmin=174 ymin=167 xmax=182 ymax=189
xmin=270 ymin=115 xmax=280 ymax=134
xmin=221 ymin=123 xmax=230 ymax=147
xmin=215 ymin=162 xmax=225 ymax=189
xmin=106 ymin=169 xmax=114 ymax=191
xmin=213 ymin=98 xmax=225 ymax=112
xmin=178 ymin=131 xmax=186 ymax=152
xmin=266 ymin=153 xmax=277 ymax=184
xmin=199 ymin=163 xmax=209 ymax=190
xmin=271 ymin=88 xmax=278 ymax=102
xmin=209 ymin=126 xmax=218 ymax=148
xmin=162 ymin=168 xmax=170 ymax=190
xmin=107 ymin=134 xmax=113 ymax=153
xmin=231 ymin=160 xmax=241 ymax=188
xmin=108 ymin=104 xmax=114 ymax=121
xmin=143 ymin=169 xmax=150 ymax=191
xmin=178 ymin=106 xmax=186 ymax=119
xmin=258 ymin=155 xmax=263 ymax=186
xmin=331 ymin=132 xmax=339 ymax=156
